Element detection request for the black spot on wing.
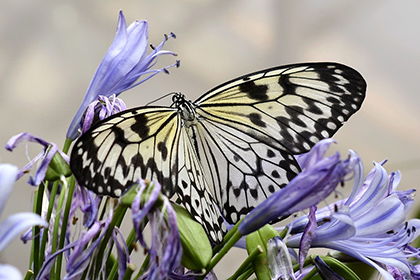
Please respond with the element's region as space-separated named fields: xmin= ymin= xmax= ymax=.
xmin=239 ymin=81 xmax=269 ymax=100
xmin=249 ymin=113 xmax=266 ymax=127
xmin=130 ymin=114 xmax=149 ymax=139
xmin=157 ymin=141 xmax=168 ymax=160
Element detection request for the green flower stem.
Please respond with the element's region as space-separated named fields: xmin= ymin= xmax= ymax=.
xmin=39 ymin=181 xmax=59 ymax=266
xmin=134 ymin=255 xmax=150 ymax=279
xmin=49 ymin=181 xmax=68 ymax=280
xmin=126 ymin=228 xmax=137 ymax=253
xmin=54 ymin=176 xmax=76 ymax=278
xmin=109 ymin=228 xmax=138 ymax=280
xmin=301 ymin=267 xmax=317 ymax=280
xmin=107 ymin=254 xmax=119 ymax=280
xmin=23 ymin=270 xmax=34 ymax=280
xmin=62 ymin=138 xmax=73 ymax=154
xmin=213 ymin=218 xmax=243 ymax=255
xmin=122 ymin=264 xmax=136 ymax=280
xmin=227 ymin=246 xmax=262 ymax=280
xmin=236 ymin=266 xmax=254 ymax=280
xmin=206 ymin=229 xmax=243 ymax=274
xmin=32 ymin=182 xmax=45 ymax=275
xmin=94 ymin=202 xmax=129 ymax=275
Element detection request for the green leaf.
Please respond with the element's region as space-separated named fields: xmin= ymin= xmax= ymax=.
xmin=45 ymin=151 xmax=72 ymax=181
xmin=314 ymin=256 xmax=361 ymax=280
xmin=245 ymin=225 xmax=280 ymax=280
xmin=173 ymin=204 xmax=212 ymax=270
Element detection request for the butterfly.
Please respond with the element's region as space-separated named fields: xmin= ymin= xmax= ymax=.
xmin=70 ymin=62 xmax=366 ymax=243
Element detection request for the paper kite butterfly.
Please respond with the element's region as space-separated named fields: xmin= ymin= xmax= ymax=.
xmin=70 ymin=62 xmax=366 ymax=242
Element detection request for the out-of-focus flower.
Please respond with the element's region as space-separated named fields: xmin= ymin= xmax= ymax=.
xmin=0 ymin=264 xmax=22 ymax=280
xmin=67 ymin=11 xmax=179 ymax=140
xmin=131 ymin=181 xmax=183 ymax=279
xmin=239 ymin=139 xmax=351 ymax=235
xmin=0 ymin=164 xmax=47 ymax=279
xmin=5 ymin=133 xmax=69 ymax=186
xmin=287 ymin=155 xmax=420 ymax=280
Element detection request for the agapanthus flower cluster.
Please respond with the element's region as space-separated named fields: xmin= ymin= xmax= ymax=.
xmin=1 ymin=9 xmax=418 ymax=280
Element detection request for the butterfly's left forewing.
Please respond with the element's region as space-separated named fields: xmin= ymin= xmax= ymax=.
xmin=71 ymin=107 xmax=181 ymax=197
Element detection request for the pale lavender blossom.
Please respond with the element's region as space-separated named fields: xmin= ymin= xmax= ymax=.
xmin=287 ymin=155 xmax=420 ymax=279
xmin=131 ymin=181 xmax=183 ymax=279
xmin=0 ymin=164 xmax=47 ymax=280
xmin=239 ymin=139 xmax=351 ymax=235
xmin=5 ymin=133 xmax=67 ymax=186
xmin=67 ymin=11 xmax=179 ymax=140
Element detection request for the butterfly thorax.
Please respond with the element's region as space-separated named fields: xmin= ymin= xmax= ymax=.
xmin=172 ymin=93 xmax=197 ymax=124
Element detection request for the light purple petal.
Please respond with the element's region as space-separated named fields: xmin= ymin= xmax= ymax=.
xmin=0 ymin=212 xmax=47 ymax=251
xmin=0 ymin=164 xmax=18 ymax=215
xmin=354 ymin=195 xmax=405 ymax=236
xmin=28 ymin=144 xmax=58 ymax=186
xmin=268 ymin=237 xmax=296 ymax=280
xmin=299 ymin=206 xmax=317 ymax=269
xmin=112 ymin=228 xmax=130 ymax=280
xmin=66 ymin=11 xmax=177 ymax=140
xmin=295 ymin=138 xmax=336 ymax=169
xmin=5 ymin=132 xmax=49 ymax=151
xmin=239 ymin=152 xmax=347 ymax=235
xmin=0 ymin=264 xmax=22 ymax=280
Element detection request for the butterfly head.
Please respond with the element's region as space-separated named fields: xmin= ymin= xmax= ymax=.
xmin=172 ymin=93 xmax=196 ymax=122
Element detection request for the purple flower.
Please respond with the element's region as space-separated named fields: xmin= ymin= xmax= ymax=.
xmin=0 ymin=164 xmax=47 ymax=279
xmin=287 ymin=155 xmax=420 ymax=279
xmin=36 ymin=212 xmax=112 ymax=280
xmin=81 ymin=94 xmax=127 ymax=133
xmin=67 ymin=11 xmax=179 ymax=140
xmin=131 ymin=181 xmax=183 ymax=279
xmin=5 ymin=133 xmax=67 ymax=186
xmin=239 ymin=139 xmax=351 ymax=235
xmin=70 ymin=185 xmax=100 ymax=228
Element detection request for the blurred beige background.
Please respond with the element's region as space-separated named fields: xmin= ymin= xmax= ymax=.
xmin=1 ymin=0 xmax=419 ymax=278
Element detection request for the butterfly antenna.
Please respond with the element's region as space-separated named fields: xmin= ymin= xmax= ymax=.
xmin=145 ymin=92 xmax=178 ymax=106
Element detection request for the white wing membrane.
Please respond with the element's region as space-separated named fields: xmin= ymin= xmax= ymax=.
xmin=71 ymin=62 xmax=366 ymax=243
